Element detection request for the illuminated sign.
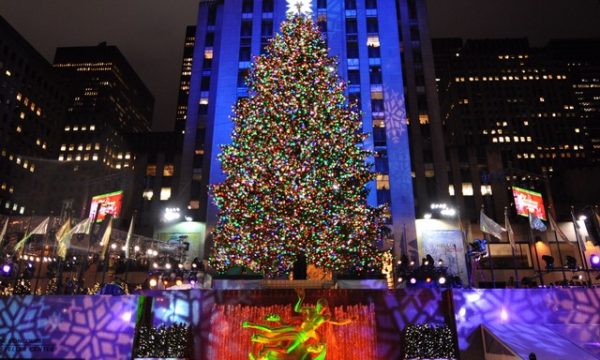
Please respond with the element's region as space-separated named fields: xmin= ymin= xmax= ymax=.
xmin=89 ymin=190 xmax=123 ymax=222
xmin=512 ymin=186 xmax=546 ymax=220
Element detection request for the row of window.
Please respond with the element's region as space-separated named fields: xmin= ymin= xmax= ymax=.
xmin=61 ymin=143 xmax=102 ymax=151
xmin=64 ymin=124 xmax=96 ymax=132
xmin=2 ymin=200 xmax=25 ymax=214
xmin=146 ymin=164 xmax=175 ymax=177
xmin=142 ymin=187 xmax=171 ymax=201
xmin=454 ymin=74 xmax=567 ymax=82
xmin=448 ymin=184 xmax=493 ymax=197
xmin=0 ymin=149 xmax=36 ymax=173
xmin=16 ymin=93 xmax=43 ymax=117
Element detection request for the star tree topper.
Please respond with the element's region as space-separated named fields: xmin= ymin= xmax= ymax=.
xmin=287 ymin=0 xmax=313 ymax=16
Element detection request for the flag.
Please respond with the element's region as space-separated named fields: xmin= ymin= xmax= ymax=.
xmin=504 ymin=210 xmax=515 ymax=250
xmin=480 ymin=209 xmax=505 ymax=240
xmin=99 ymin=216 xmax=113 ymax=261
xmin=72 ymin=218 xmax=92 ymax=235
xmin=0 ymin=218 xmax=8 ymax=248
xmin=528 ymin=212 xmax=547 ymax=232
xmin=124 ymin=214 xmax=135 ymax=258
xmin=548 ymin=211 xmax=573 ymax=246
xmin=55 ymin=218 xmax=72 ymax=259
xmin=14 ymin=217 xmax=49 ymax=252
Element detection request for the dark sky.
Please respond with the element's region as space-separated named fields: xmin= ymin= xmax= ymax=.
xmin=1 ymin=0 xmax=600 ymax=131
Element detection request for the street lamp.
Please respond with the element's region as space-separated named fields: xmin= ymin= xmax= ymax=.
xmin=163 ymin=207 xmax=181 ymax=222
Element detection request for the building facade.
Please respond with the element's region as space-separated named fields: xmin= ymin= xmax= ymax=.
xmin=434 ymin=38 xmax=600 ymax=221
xmin=179 ymin=0 xmax=447 ymax=259
xmin=46 ymin=43 xmax=155 ymax=222
xmin=0 ymin=16 xmax=69 ymax=216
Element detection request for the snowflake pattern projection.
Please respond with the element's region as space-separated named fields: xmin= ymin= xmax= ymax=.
xmin=382 ymin=88 xmax=408 ymax=146
xmin=0 ymin=296 xmax=50 ymax=359
xmin=453 ymin=288 xmax=600 ymax=352
xmin=50 ymin=296 xmax=138 ymax=360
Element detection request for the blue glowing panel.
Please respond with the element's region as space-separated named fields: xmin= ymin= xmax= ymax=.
xmin=0 ymin=295 xmax=139 ymax=359
xmin=453 ymin=288 xmax=600 ymax=358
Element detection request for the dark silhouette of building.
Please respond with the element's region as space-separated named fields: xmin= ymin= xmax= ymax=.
xmin=433 ymin=38 xmax=600 ymax=220
xmin=0 ymin=16 xmax=68 ymax=216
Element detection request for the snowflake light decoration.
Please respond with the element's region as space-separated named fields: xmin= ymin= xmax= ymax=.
xmin=287 ymin=0 xmax=312 ymax=16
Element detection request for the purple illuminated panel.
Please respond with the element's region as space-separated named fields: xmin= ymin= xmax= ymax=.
xmin=453 ymin=288 xmax=600 ymax=358
xmin=0 ymin=295 xmax=139 ymax=359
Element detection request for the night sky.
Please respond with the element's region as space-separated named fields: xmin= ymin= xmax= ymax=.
xmin=1 ymin=0 xmax=599 ymax=131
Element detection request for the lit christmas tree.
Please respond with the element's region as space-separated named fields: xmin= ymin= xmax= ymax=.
xmin=209 ymin=13 xmax=383 ymax=277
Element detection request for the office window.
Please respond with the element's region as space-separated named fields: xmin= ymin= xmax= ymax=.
xmin=345 ymin=0 xmax=356 ymax=10
xmin=205 ymin=33 xmax=214 ymax=46
xmin=241 ymin=21 xmax=253 ymax=37
xmin=347 ymin=42 xmax=359 ymax=58
xmin=239 ymin=46 xmax=251 ymax=61
xmin=348 ymin=70 xmax=360 ymax=85
xmin=368 ymin=44 xmax=380 ymax=58
xmin=160 ymin=187 xmax=172 ymax=201
xmin=242 ymin=0 xmax=253 ymax=13
xmin=317 ymin=0 xmax=327 ymax=8
xmin=163 ymin=164 xmax=175 ymax=177
xmin=262 ymin=0 xmax=273 ymax=12
xmin=345 ymin=19 xmax=358 ymax=34
xmin=238 ymin=69 xmax=249 ymax=87
xmin=146 ymin=164 xmax=157 ymax=176
xmin=143 ymin=189 xmax=154 ymax=201
xmin=201 ymin=77 xmax=211 ymax=91
xmin=376 ymin=174 xmax=390 ymax=190
xmin=371 ymin=99 xmax=384 ymax=113
xmin=370 ymin=66 xmax=382 ymax=84
xmin=262 ymin=20 xmax=273 ymax=37
xmin=366 ymin=18 xmax=378 ymax=33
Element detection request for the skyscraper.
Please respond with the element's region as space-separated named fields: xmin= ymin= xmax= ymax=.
xmin=180 ymin=0 xmax=445 ymax=258
xmin=434 ymin=38 xmax=598 ymax=219
xmin=49 ymin=43 xmax=155 ymax=219
xmin=0 ymin=16 xmax=68 ymax=216
xmin=175 ymin=26 xmax=197 ymax=133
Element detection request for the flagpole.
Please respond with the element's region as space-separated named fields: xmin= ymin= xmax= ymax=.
xmin=505 ymin=208 xmax=519 ymax=288
xmin=77 ymin=203 xmax=102 ymax=294
xmin=570 ymin=206 xmax=592 ymax=286
xmin=124 ymin=212 xmax=136 ymax=284
xmin=528 ymin=213 xmax=545 ymax=286
xmin=548 ymin=208 xmax=567 ymax=285
xmin=13 ymin=215 xmax=33 ymax=292
xmin=32 ymin=219 xmax=52 ymax=295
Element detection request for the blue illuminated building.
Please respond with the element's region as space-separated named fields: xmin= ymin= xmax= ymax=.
xmin=179 ymin=0 xmax=448 ymax=259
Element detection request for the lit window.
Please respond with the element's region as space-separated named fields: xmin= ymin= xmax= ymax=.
xmin=65 ymin=126 xmax=71 ymax=131
xmin=163 ymin=164 xmax=175 ymax=177
xmin=146 ymin=165 xmax=157 ymax=176
xmin=68 ymin=144 xmax=75 ymax=151
xmin=75 ymin=155 xmax=81 ymax=161
xmin=376 ymin=174 xmax=390 ymax=190
xmin=462 ymin=183 xmax=474 ymax=196
xmin=92 ymin=154 xmax=99 ymax=161
xmin=419 ymin=114 xmax=429 ymax=124
xmin=160 ymin=187 xmax=172 ymax=201
xmin=73 ymin=126 xmax=78 ymax=131
xmin=117 ymin=153 xmax=123 ymax=160
xmin=204 ymin=48 xmax=214 ymax=59
xmin=16 ymin=157 xmax=21 ymax=164
xmin=95 ymin=143 xmax=101 ymax=150
xmin=366 ymin=35 xmax=380 ymax=47
xmin=77 ymin=145 xmax=83 ymax=151
xmin=115 ymin=163 xmax=122 ymax=169
xmin=30 ymin=164 xmax=35 ymax=172
xmin=86 ymin=144 xmax=91 ymax=150
xmin=16 ymin=93 xmax=22 ymax=101
xmin=90 ymin=125 xmax=96 ymax=131
xmin=448 ymin=185 xmax=455 ymax=196
xmin=19 ymin=112 xmax=25 ymax=119
xmin=81 ymin=126 xmax=87 ymax=131
xmin=481 ymin=185 xmax=493 ymax=195
xmin=19 ymin=206 xmax=25 ymax=215
xmin=59 ymin=155 xmax=64 ymax=161
xmin=142 ymin=189 xmax=154 ymax=201
xmin=36 ymin=108 xmax=41 ymax=116
xmin=66 ymin=155 xmax=72 ymax=161
xmin=575 ymin=128 xmax=580 ymax=133
xmin=125 ymin=153 xmax=131 ymax=159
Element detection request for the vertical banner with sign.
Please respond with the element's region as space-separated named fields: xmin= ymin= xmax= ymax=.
xmin=512 ymin=186 xmax=546 ymax=220
xmin=89 ymin=190 xmax=123 ymax=222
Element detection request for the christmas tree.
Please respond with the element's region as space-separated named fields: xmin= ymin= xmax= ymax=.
xmin=209 ymin=13 xmax=383 ymax=277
